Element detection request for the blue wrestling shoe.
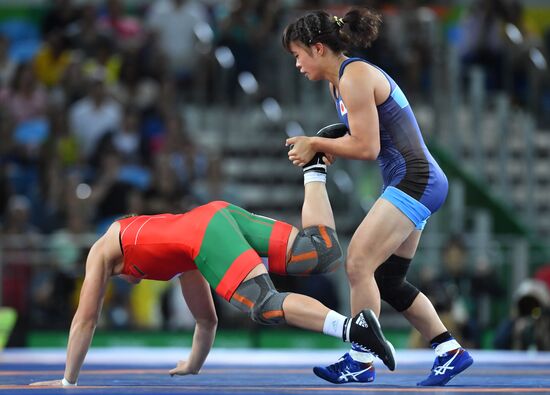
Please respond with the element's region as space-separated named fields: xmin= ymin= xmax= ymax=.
xmin=313 ymin=353 xmax=375 ymax=384
xmin=417 ymin=348 xmax=473 ymax=386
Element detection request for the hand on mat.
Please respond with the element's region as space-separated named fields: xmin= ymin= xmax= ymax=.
xmin=29 ymin=379 xmax=63 ymax=386
xmin=169 ymin=360 xmax=199 ymax=376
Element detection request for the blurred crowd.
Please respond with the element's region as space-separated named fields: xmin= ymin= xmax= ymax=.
xmin=0 ymin=0 xmax=549 ymax=347
xmin=457 ymin=0 xmax=550 ymax=121
xmin=409 ymin=235 xmax=550 ymax=351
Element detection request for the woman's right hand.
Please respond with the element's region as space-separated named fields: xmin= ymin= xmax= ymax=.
xmin=286 ymin=136 xmax=315 ymax=166
xmin=169 ymin=360 xmax=199 ymax=376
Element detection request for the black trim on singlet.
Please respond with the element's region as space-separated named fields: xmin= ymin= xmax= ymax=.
xmin=119 ymin=232 xmax=124 ymax=255
xmin=338 ymin=58 xmax=431 ymax=202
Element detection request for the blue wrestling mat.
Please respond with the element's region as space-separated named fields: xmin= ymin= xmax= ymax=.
xmin=1 ymin=348 xmax=550 ymax=394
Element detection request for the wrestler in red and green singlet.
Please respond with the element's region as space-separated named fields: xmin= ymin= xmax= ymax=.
xmin=30 ymin=132 xmax=395 ymax=388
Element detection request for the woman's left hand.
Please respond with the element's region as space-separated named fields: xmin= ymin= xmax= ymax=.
xmin=169 ymin=360 xmax=199 ymax=376
xmin=286 ymin=136 xmax=315 ymax=166
xmin=29 ymin=380 xmax=64 ymax=386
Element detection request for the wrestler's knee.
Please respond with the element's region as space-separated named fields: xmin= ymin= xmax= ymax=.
xmin=375 ymin=254 xmax=419 ymax=312
xmin=230 ymin=273 xmax=288 ymax=325
xmin=345 ymin=247 xmax=377 ymax=286
xmin=287 ymin=225 xmax=343 ymax=275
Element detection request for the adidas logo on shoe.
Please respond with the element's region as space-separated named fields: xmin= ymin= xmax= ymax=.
xmin=355 ymin=313 xmax=369 ymax=329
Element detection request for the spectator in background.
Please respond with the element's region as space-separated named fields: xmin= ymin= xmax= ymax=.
xmin=56 ymin=57 xmax=87 ymax=107
xmin=535 ymin=264 xmax=550 ymax=293
xmin=494 ymin=279 xmax=550 ymax=351
xmin=140 ymin=77 xmax=178 ymax=163
xmin=144 ymin=154 xmax=190 ymax=214
xmin=0 ymin=63 xmax=49 ymax=194
xmin=215 ymin=0 xmax=282 ymax=101
xmin=157 ymin=114 xmax=209 ymax=192
xmin=31 ymin=208 xmax=88 ymax=329
xmin=151 ymin=112 xmax=225 ymax=206
xmin=0 ymin=163 xmax=11 ymax=216
xmin=41 ymin=0 xmax=80 ymax=38
xmin=33 ymin=28 xmax=73 ymax=88
xmin=0 ymin=35 xmax=16 ymax=88
xmin=0 ymin=63 xmax=48 ymax=126
xmin=87 ymin=150 xmax=125 ymax=224
xmin=112 ymin=107 xmax=143 ymax=165
xmin=145 ymin=0 xmax=209 ymax=88
xmin=68 ymin=70 xmax=122 ymax=163
xmin=69 ymin=4 xmax=102 ymax=58
xmin=0 ymin=195 xmax=40 ymax=345
xmin=392 ymin=0 xmax=435 ymax=99
xmin=82 ymin=35 xmax=122 ymax=88
xmin=111 ymin=50 xmax=160 ymax=112
xmin=96 ymin=0 xmax=144 ymax=49
xmin=457 ymin=0 xmax=521 ymax=92
xmin=39 ymin=112 xmax=85 ymax=231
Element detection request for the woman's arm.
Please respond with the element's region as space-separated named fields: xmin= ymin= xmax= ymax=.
xmin=288 ymin=63 xmax=381 ymax=163
xmin=169 ymin=270 xmax=218 ymax=376
xmin=63 ymin=238 xmax=113 ymax=384
xmin=30 ymin=224 xmax=122 ymax=386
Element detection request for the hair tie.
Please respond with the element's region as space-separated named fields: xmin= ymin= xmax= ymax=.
xmin=333 ymin=16 xmax=344 ymax=28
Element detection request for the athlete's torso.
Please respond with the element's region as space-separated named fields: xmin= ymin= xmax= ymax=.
xmin=117 ymin=201 xmax=228 ymax=281
xmin=334 ymin=57 xmax=447 ymax=211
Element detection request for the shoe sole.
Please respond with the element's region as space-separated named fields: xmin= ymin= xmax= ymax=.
xmin=417 ymin=354 xmax=474 ymax=386
xmin=312 ymin=367 xmax=344 ymax=384
xmin=439 ymin=355 xmax=474 ymax=386
xmin=312 ymin=367 xmax=375 ymax=384
xmin=363 ymin=309 xmax=396 ymax=371
xmin=316 ymin=123 xmax=349 ymax=138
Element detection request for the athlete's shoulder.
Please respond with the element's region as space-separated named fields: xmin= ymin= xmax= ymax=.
xmin=339 ymin=62 xmax=376 ymax=97
xmin=94 ymin=220 xmax=123 ymax=263
xmin=341 ymin=58 xmax=371 ymax=75
xmin=340 ymin=58 xmax=377 ymax=83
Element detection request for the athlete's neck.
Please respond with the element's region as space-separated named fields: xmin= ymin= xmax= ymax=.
xmin=326 ymin=54 xmax=348 ymax=88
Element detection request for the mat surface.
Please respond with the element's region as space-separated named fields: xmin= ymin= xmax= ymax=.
xmin=1 ymin=348 xmax=549 ymax=394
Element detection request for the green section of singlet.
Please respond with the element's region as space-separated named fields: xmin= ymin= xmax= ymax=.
xmin=195 ymin=207 xmax=260 ymax=289
xmin=225 ymin=204 xmax=276 ymax=256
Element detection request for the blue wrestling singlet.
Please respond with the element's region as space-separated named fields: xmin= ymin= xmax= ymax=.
xmin=333 ymin=58 xmax=448 ymax=226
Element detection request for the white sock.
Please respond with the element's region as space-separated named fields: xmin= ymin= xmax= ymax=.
xmin=322 ymin=310 xmax=347 ymax=338
xmin=304 ymin=172 xmax=326 ymax=185
xmin=435 ymin=339 xmax=462 ymax=356
xmin=350 ymin=349 xmax=375 ymax=363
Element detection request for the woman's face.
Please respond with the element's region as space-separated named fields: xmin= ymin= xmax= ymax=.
xmin=289 ymin=41 xmax=322 ymax=81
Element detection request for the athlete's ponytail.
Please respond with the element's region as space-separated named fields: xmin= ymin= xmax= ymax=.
xmin=339 ymin=8 xmax=382 ymax=50
xmin=282 ymin=8 xmax=382 ymax=54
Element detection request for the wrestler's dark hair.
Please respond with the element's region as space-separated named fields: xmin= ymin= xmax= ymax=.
xmin=282 ymin=8 xmax=382 ymax=53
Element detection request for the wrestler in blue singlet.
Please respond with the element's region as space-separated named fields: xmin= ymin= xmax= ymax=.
xmin=334 ymin=58 xmax=448 ymax=228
